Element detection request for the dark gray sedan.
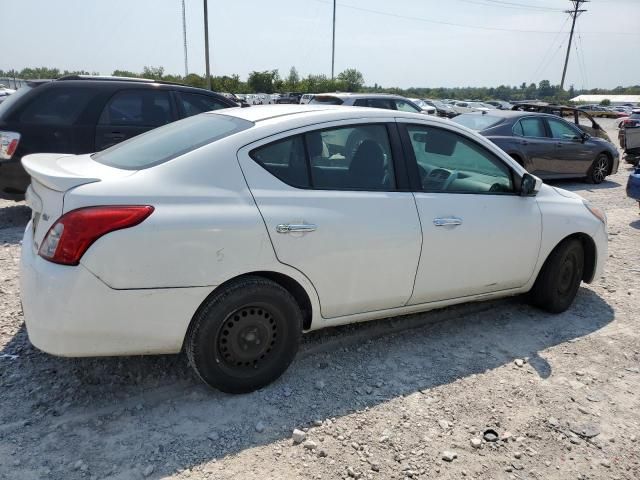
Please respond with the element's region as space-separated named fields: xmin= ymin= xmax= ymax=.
xmin=453 ymin=111 xmax=619 ymax=184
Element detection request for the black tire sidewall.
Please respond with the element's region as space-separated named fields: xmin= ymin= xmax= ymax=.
xmin=188 ymin=278 xmax=302 ymax=394
xmin=589 ymin=154 xmax=609 ymax=184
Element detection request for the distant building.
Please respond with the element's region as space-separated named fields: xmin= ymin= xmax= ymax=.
xmin=570 ymin=94 xmax=640 ymax=105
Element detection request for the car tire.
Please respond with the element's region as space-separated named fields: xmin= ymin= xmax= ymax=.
xmin=587 ymin=154 xmax=609 ymax=184
xmin=529 ymin=238 xmax=584 ymax=314
xmin=186 ymin=276 xmax=303 ymax=394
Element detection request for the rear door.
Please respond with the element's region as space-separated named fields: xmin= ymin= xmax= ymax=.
xmin=513 ymin=117 xmax=558 ymax=177
xmin=237 ymin=120 xmax=422 ymax=319
xmin=94 ymin=89 xmax=175 ymax=150
xmin=545 ymin=117 xmax=593 ymax=175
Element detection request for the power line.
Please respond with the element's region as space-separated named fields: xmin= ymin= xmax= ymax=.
xmin=457 ymin=0 xmax=564 ymax=11
xmin=531 ymin=14 xmax=571 ymax=80
xmin=311 ymin=0 xmax=639 ymax=36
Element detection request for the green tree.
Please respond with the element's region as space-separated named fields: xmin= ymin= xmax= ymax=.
xmin=600 ymin=98 xmax=611 ymax=106
xmin=142 ymin=66 xmax=164 ymax=79
xmin=247 ymin=70 xmax=279 ymax=93
xmin=286 ymin=66 xmax=300 ymax=91
xmin=337 ymin=69 xmax=364 ymax=92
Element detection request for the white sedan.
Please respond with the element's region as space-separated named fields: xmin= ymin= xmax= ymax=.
xmin=20 ymin=105 xmax=608 ymax=393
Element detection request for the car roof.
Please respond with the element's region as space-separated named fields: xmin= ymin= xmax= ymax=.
xmin=314 ymin=92 xmax=407 ymax=100
xmin=210 ymin=104 xmax=436 ymax=123
xmin=458 ymin=110 xmax=556 ymax=119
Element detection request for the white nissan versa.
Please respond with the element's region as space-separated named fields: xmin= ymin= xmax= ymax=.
xmin=20 ymin=105 xmax=608 ymax=393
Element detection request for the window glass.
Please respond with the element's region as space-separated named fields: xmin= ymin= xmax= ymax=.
xmin=367 ymin=98 xmax=394 ymax=110
xmin=179 ymin=92 xmax=228 ymax=116
xmin=512 ymin=121 xmax=524 ymax=136
xmin=395 ymin=100 xmax=420 ymax=113
xmin=309 ymin=95 xmax=343 ymax=105
xmin=353 ymin=99 xmax=368 ymax=107
xmin=453 ymin=114 xmax=503 ymax=131
xmin=519 ymin=118 xmax=546 ymax=138
xmin=307 ymin=124 xmax=394 ymax=190
xmin=547 ymin=118 xmax=580 ymax=139
xmin=250 ymin=135 xmax=309 ymax=188
xmin=93 ymin=113 xmax=252 ymax=170
xmin=406 ymin=125 xmax=513 ymax=194
xmin=20 ymin=87 xmax=91 ymax=125
xmin=99 ymin=90 xmax=172 ymax=127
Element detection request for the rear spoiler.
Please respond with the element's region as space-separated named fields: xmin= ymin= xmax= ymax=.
xmin=22 ymin=154 xmax=100 ymax=192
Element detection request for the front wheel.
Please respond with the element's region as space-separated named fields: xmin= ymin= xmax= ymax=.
xmin=529 ymin=239 xmax=584 ymax=313
xmin=588 ymin=154 xmax=609 ymax=184
xmin=186 ymin=276 xmax=302 ymax=394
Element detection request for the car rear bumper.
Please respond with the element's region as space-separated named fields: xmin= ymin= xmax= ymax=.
xmin=20 ymin=222 xmax=213 ymax=357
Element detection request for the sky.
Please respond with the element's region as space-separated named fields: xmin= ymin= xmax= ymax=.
xmin=2 ymin=0 xmax=639 ymax=89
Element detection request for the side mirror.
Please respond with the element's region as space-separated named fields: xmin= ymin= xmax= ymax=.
xmin=520 ymin=173 xmax=539 ymax=197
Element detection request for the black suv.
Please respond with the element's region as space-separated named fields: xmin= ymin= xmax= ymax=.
xmin=0 ymin=76 xmax=238 ymax=200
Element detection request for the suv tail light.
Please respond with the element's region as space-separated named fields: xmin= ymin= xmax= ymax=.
xmin=39 ymin=206 xmax=154 ymax=265
xmin=0 ymin=131 xmax=21 ymax=160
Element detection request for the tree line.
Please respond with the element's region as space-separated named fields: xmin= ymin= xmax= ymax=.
xmin=2 ymin=66 xmax=639 ymax=102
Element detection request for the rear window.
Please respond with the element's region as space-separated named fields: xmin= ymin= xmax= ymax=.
xmin=92 ymin=113 xmax=252 ymax=170
xmin=20 ymin=87 xmax=92 ymax=125
xmin=309 ymin=96 xmax=344 ymax=105
xmin=452 ymin=114 xmax=503 ymax=131
xmin=0 ymin=85 xmax=32 ymax=118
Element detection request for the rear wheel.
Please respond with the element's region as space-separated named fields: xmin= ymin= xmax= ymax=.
xmin=529 ymin=239 xmax=584 ymax=313
xmin=187 ymin=276 xmax=302 ymax=393
xmin=588 ymin=154 xmax=609 ymax=184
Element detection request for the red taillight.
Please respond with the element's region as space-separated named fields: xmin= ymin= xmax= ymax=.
xmin=0 ymin=131 xmax=21 ymax=160
xmin=39 ymin=206 xmax=154 ymax=265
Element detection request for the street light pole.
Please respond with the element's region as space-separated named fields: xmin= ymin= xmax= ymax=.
xmin=182 ymin=0 xmax=188 ymax=77
xmin=203 ymin=0 xmax=212 ymax=90
xmin=331 ymin=0 xmax=336 ymax=80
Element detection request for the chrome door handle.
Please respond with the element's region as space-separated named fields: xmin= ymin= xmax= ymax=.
xmin=433 ymin=217 xmax=463 ymax=227
xmin=276 ymin=223 xmax=317 ymax=234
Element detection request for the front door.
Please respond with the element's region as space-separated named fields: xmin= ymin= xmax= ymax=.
xmin=399 ymin=120 xmax=542 ymax=304
xmin=237 ymin=121 xmax=422 ymax=318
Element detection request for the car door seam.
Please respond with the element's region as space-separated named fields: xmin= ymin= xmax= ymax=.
xmin=405 ymin=192 xmax=425 ymax=306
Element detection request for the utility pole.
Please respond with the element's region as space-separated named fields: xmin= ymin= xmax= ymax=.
xmin=203 ymin=0 xmax=212 ymax=90
xmin=331 ymin=0 xmax=336 ymax=80
xmin=182 ymin=0 xmax=188 ymax=77
xmin=560 ymin=0 xmax=588 ymax=91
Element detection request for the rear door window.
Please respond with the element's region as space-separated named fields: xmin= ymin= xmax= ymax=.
xmin=518 ymin=118 xmax=546 ymax=138
xmin=394 ymin=100 xmax=420 ymax=113
xmin=98 ymin=90 xmax=172 ymax=127
xmin=178 ymin=92 xmax=229 ymax=116
xmin=19 ymin=87 xmax=92 ymax=125
xmin=367 ymin=98 xmax=395 ymax=110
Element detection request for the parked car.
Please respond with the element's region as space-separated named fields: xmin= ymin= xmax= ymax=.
xmin=618 ymin=111 xmax=640 ymax=156
xmin=0 ymin=84 xmax=16 ymax=104
xmin=453 ymin=110 xmax=619 ymax=184
xmin=626 ymin=165 xmax=640 ymax=213
xmin=20 ymin=105 xmax=608 ymax=393
xmin=422 ymin=99 xmax=458 ymax=118
xmin=276 ymin=92 xmax=302 ymax=104
xmin=0 ymin=76 xmax=237 ymax=200
xmin=408 ymin=99 xmax=436 ymax=115
xmin=611 ymin=106 xmax=631 ymax=116
xmin=300 ymin=93 xmax=315 ymax=104
xmin=577 ymin=104 xmax=624 ymax=118
xmin=512 ymin=103 xmax=612 ymax=143
xmin=486 ymin=100 xmax=514 ymax=110
xmin=309 ymin=93 xmax=432 ymax=115
xmin=451 ymin=101 xmax=491 ymax=115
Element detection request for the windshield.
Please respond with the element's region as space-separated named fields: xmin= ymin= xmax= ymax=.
xmin=0 ymin=85 xmax=32 ymax=118
xmin=92 ymin=113 xmax=253 ymax=170
xmin=452 ymin=114 xmax=503 ymax=131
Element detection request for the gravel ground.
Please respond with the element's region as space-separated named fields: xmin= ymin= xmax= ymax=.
xmin=0 ymin=118 xmax=638 ymax=480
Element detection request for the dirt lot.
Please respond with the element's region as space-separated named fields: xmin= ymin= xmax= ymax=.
xmin=0 ymin=118 xmax=638 ymax=480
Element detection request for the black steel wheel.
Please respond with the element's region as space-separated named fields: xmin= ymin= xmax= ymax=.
xmin=187 ymin=276 xmax=302 ymax=393
xmin=588 ymin=154 xmax=609 ymax=184
xmin=529 ymin=238 xmax=584 ymax=313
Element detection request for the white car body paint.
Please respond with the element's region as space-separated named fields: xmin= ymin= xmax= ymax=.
xmin=20 ymin=105 xmax=607 ymax=357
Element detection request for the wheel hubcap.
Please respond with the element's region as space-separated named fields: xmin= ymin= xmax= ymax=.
xmin=217 ymin=306 xmax=277 ymax=370
xmin=557 ymin=254 xmax=577 ymax=296
xmin=594 ymin=157 xmax=607 ymax=182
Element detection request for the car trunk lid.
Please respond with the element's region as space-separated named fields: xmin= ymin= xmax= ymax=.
xmin=22 ymin=153 xmax=135 ymax=249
